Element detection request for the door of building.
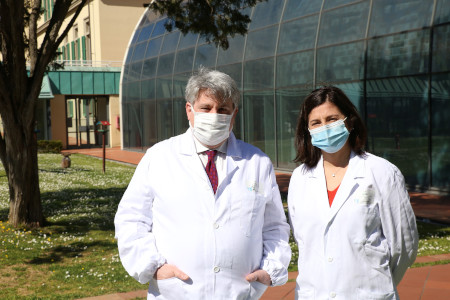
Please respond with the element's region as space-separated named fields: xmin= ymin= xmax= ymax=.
xmin=66 ymin=97 xmax=108 ymax=148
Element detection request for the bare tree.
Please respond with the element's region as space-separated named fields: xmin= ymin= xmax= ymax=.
xmin=0 ymin=0 xmax=88 ymax=227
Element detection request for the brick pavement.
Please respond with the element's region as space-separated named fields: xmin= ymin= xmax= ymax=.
xmin=67 ymin=147 xmax=450 ymax=300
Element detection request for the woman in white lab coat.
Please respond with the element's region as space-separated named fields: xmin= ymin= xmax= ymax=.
xmin=288 ymin=86 xmax=418 ymax=300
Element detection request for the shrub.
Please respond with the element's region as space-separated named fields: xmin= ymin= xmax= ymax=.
xmin=37 ymin=140 xmax=63 ymax=153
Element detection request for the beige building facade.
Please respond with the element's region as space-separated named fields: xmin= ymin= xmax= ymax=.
xmin=35 ymin=0 xmax=146 ymax=149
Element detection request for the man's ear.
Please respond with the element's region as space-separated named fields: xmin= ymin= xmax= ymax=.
xmin=186 ymin=102 xmax=194 ymax=125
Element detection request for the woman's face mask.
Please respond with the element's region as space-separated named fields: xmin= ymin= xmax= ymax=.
xmin=190 ymin=104 xmax=235 ymax=147
xmin=308 ymin=118 xmax=349 ymax=153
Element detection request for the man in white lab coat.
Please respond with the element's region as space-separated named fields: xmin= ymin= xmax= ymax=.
xmin=114 ymin=68 xmax=291 ymax=299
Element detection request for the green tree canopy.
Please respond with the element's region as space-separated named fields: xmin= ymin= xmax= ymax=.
xmin=149 ymin=0 xmax=266 ymax=49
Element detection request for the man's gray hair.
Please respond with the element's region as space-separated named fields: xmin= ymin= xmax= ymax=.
xmin=185 ymin=67 xmax=240 ymax=108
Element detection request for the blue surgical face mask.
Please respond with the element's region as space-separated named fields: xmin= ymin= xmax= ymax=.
xmin=308 ymin=118 xmax=349 ymax=153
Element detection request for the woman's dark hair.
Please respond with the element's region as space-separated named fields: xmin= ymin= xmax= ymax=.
xmin=294 ymin=86 xmax=367 ymax=168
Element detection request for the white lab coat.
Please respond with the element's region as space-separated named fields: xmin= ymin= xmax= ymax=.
xmin=288 ymin=152 xmax=418 ymax=300
xmin=115 ymin=130 xmax=291 ymax=299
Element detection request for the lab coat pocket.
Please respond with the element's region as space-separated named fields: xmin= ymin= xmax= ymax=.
xmin=148 ymin=277 xmax=186 ymax=299
xmin=362 ymin=240 xmax=392 ymax=279
xmin=363 ymin=242 xmax=389 ymax=268
xmin=357 ymin=288 xmax=395 ymax=300
xmin=249 ymin=281 xmax=268 ymax=299
xmin=297 ymin=287 xmax=315 ymax=299
xmin=240 ymin=193 xmax=266 ymax=237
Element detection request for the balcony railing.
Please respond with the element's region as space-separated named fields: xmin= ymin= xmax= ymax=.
xmin=51 ymin=60 xmax=123 ymax=68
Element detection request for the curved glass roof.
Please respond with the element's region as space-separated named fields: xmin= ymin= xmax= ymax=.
xmin=121 ymin=0 xmax=450 ymax=191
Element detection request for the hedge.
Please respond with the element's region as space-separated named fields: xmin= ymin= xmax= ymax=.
xmin=37 ymin=140 xmax=63 ymax=153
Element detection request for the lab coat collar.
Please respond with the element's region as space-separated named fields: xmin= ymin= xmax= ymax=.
xmin=178 ymin=130 xmax=211 ymax=189
xmin=179 ymin=129 xmax=197 ymax=156
xmin=225 ymin=131 xmax=243 ymax=159
xmin=328 ymin=152 xmax=366 ymax=221
xmin=307 ymin=152 xmax=366 ymax=222
xmin=178 ymin=129 xmax=240 ymax=197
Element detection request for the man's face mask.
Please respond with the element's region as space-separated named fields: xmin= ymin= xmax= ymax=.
xmin=190 ymin=104 xmax=235 ymax=147
xmin=308 ymin=118 xmax=349 ymax=153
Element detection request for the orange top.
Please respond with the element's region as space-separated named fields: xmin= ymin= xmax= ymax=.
xmin=327 ymin=185 xmax=340 ymax=207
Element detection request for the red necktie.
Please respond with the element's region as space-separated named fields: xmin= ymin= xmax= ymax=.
xmin=205 ymin=150 xmax=218 ymax=194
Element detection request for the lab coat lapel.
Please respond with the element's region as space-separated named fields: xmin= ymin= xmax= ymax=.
xmin=222 ymin=132 xmax=240 ymax=189
xmin=311 ymin=156 xmax=332 ymax=220
xmin=328 ymin=152 xmax=365 ymax=221
xmin=179 ymin=129 xmax=210 ymax=186
xmin=179 ymin=130 xmax=216 ymax=218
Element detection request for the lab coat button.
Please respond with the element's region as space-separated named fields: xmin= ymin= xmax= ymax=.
xmin=213 ymin=266 xmax=220 ymax=273
xmin=328 ymin=257 xmax=333 ymax=262
xmin=213 ymin=223 xmax=219 ymax=229
xmin=330 ymin=292 xmax=336 ymax=298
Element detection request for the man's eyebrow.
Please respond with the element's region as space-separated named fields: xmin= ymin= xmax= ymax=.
xmin=218 ymin=103 xmax=232 ymax=108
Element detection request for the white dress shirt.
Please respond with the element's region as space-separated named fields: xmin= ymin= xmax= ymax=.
xmin=192 ymin=134 xmax=228 ymax=186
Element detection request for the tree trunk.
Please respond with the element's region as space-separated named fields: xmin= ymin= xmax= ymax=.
xmin=5 ymin=120 xmax=43 ymax=228
xmin=0 ymin=0 xmax=89 ymax=228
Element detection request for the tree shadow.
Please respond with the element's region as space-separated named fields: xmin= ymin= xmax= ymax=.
xmin=416 ymin=220 xmax=450 ymax=240
xmin=27 ymin=240 xmax=117 ymax=265
xmin=0 ymin=206 xmax=8 ymax=221
xmin=40 ymin=186 xmax=127 ymax=233
xmin=38 ymin=167 xmax=91 ymax=174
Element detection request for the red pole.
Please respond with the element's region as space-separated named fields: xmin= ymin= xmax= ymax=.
xmin=102 ymin=132 xmax=106 ymax=173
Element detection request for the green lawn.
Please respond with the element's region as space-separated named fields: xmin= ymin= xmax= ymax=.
xmin=0 ymin=153 xmax=449 ymax=299
xmin=0 ymin=154 xmax=143 ymax=299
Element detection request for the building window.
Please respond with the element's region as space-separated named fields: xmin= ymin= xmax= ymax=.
xmin=84 ymin=18 xmax=92 ymax=62
xmin=73 ymin=25 xmax=80 ymax=61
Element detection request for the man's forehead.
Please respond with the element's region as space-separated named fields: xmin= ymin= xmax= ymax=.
xmin=197 ymin=91 xmax=233 ymax=106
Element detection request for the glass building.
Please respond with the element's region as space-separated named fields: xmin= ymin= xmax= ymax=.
xmin=121 ymin=0 xmax=450 ymax=192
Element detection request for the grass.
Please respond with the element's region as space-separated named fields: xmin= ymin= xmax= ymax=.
xmin=416 ymin=221 xmax=450 ymax=257
xmin=0 ymin=153 xmax=449 ymax=299
xmin=0 ymin=154 xmax=143 ymax=299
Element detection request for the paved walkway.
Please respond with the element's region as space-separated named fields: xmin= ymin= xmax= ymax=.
xmin=64 ymin=147 xmax=450 ymax=300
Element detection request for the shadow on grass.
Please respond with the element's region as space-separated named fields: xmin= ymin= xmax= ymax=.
xmin=41 ymin=187 xmax=127 ymax=232
xmin=38 ymin=167 xmax=92 ymax=174
xmin=0 ymin=206 xmax=8 ymax=222
xmin=416 ymin=220 xmax=450 ymax=239
xmin=0 ymin=185 xmax=127 ymax=227
xmin=27 ymin=240 xmax=116 ymax=265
